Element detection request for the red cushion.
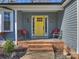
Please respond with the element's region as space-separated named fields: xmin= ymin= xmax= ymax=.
xmin=20 ymin=29 xmax=28 ymax=35
xmin=51 ymin=28 xmax=60 ymax=34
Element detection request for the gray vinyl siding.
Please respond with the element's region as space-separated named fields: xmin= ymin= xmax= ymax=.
xmin=61 ymin=0 xmax=77 ymax=49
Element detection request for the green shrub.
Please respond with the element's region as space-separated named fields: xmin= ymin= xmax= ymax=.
xmin=3 ymin=39 xmax=15 ymax=54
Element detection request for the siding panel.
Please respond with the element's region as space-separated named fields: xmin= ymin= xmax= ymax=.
xmin=61 ymin=1 xmax=77 ymax=49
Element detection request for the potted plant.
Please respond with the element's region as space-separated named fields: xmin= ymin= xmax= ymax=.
xmin=3 ymin=39 xmax=15 ymax=59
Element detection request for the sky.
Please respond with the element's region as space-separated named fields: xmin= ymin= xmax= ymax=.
xmin=16 ymin=0 xmax=63 ymax=3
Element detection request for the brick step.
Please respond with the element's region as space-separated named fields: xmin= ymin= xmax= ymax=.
xmin=26 ymin=42 xmax=64 ymax=44
xmin=28 ymin=43 xmax=53 ymax=51
xmin=18 ymin=42 xmax=64 ymax=47
xmin=28 ymin=44 xmax=53 ymax=48
xmin=18 ymin=41 xmax=64 ymax=44
xmin=17 ymin=40 xmax=64 ymax=51
xmin=28 ymin=47 xmax=53 ymax=51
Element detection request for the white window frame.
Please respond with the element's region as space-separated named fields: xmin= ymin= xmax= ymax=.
xmin=0 ymin=11 xmax=3 ymax=32
xmin=2 ymin=10 xmax=13 ymax=32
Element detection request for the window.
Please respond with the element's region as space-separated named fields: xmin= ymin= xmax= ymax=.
xmin=4 ymin=12 xmax=10 ymax=30
xmin=37 ymin=18 xmax=42 ymax=22
xmin=3 ymin=11 xmax=13 ymax=32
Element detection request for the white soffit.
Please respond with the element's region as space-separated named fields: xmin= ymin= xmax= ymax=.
xmin=7 ymin=5 xmax=64 ymax=11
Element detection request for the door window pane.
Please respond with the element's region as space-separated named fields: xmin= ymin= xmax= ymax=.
xmin=33 ymin=17 xmax=35 ymax=34
xmin=45 ymin=17 xmax=47 ymax=33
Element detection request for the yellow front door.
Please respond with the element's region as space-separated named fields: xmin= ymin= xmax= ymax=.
xmin=35 ymin=16 xmax=45 ymax=36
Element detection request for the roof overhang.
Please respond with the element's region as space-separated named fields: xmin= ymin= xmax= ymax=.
xmin=0 ymin=0 xmax=66 ymax=5
xmin=0 ymin=0 xmax=71 ymax=12
xmin=0 ymin=5 xmax=63 ymax=12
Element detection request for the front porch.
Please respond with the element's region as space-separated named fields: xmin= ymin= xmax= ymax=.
xmin=17 ymin=11 xmax=63 ymax=40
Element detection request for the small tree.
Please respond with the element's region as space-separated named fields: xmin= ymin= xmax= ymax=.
xmin=3 ymin=39 xmax=15 ymax=58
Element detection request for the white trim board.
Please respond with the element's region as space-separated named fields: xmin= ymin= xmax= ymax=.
xmin=0 ymin=11 xmax=2 ymax=32
xmin=15 ymin=10 xmax=17 ymax=45
xmin=5 ymin=5 xmax=64 ymax=11
xmin=77 ymin=0 xmax=79 ymax=54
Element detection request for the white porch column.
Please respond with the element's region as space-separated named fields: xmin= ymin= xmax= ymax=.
xmin=77 ymin=0 xmax=79 ymax=54
xmin=15 ymin=10 xmax=17 ymax=45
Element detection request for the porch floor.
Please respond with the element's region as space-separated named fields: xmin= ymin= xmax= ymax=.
xmin=18 ymin=39 xmax=62 ymax=42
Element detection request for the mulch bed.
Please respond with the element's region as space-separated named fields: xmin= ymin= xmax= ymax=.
xmin=0 ymin=47 xmax=27 ymax=59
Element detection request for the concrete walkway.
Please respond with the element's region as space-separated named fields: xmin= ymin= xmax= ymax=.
xmin=20 ymin=51 xmax=54 ymax=59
